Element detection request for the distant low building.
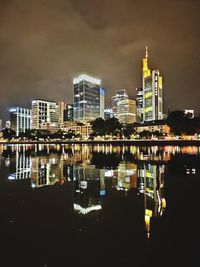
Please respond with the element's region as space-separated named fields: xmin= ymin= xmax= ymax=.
xmin=134 ymin=120 xmax=170 ymax=134
xmin=40 ymin=122 xmax=60 ymax=133
xmin=61 ymin=121 xmax=92 ymax=139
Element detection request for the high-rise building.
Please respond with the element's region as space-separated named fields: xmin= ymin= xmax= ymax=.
xmin=117 ymin=99 xmax=136 ymax=124
xmin=9 ymin=107 xmax=31 ymax=136
xmin=136 ymin=88 xmax=143 ymax=123
xmin=58 ymin=102 xmax=74 ymax=123
xmin=73 ymin=74 xmax=105 ymax=123
xmin=142 ymin=47 xmax=163 ymax=122
xmin=104 ymin=108 xmax=113 ymax=119
xmin=58 ymin=101 xmax=66 ymax=125
xmin=31 ymin=99 xmax=59 ymax=129
xmin=111 ymin=89 xmax=128 ymax=118
xmin=64 ymin=104 xmax=74 ymax=121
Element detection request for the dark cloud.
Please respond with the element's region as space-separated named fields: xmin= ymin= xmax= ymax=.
xmin=0 ymin=0 xmax=200 ymax=121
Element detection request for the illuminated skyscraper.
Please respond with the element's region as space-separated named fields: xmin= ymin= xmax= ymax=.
xmin=111 ymin=89 xmax=128 ymax=118
xmin=117 ymin=99 xmax=136 ymax=124
xmin=9 ymin=107 xmax=31 ymax=136
xmin=58 ymin=102 xmax=74 ymax=123
xmin=73 ymin=74 xmax=105 ymax=123
xmin=136 ymin=87 xmax=143 ymax=123
xmin=64 ymin=104 xmax=74 ymax=121
xmin=142 ymin=47 xmax=163 ymax=122
xmin=31 ymin=99 xmax=59 ymax=129
xmin=104 ymin=108 xmax=113 ymax=119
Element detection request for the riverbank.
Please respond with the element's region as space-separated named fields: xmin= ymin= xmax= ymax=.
xmin=1 ymin=139 xmax=200 ymax=146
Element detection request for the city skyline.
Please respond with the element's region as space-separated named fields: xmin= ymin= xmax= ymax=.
xmin=0 ymin=0 xmax=200 ymax=120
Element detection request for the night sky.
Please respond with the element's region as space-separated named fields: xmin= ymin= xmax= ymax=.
xmin=0 ymin=0 xmax=200 ymax=120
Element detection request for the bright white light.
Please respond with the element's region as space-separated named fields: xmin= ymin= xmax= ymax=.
xmin=9 ymin=108 xmax=17 ymax=112
xmin=74 ymin=204 xmax=102 ymax=214
xmin=73 ymin=74 xmax=101 ymax=85
xmin=105 ymin=170 xmax=114 ymax=177
xmin=8 ymin=175 xmax=16 ymax=180
xmin=31 ymin=183 xmax=36 ymax=188
xmin=80 ymin=181 xmax=87 ymax=189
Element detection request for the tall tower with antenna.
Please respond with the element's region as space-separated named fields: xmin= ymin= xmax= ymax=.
xmin=142 ymin=47 xmax=163 ymax=122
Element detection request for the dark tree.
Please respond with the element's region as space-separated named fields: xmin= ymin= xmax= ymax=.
xmin=1 ymin=128 xmax=16 ymax=140
xmin=167 ymin=110 xmax=198 ymax=135
xmin=104 ymin=118 xmax=122 ymax=136
xmin=122 ymin=124 xmax=136 ymax=139
xmin=91 ymin=118 xmax=105 ymax=136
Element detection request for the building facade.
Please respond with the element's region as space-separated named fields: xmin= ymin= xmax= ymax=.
xmin=73 ymin=74 xmax=105 ymax=123
xmin=31 ymin=99 xmax=59 ymax=129
xmin=111 ymin=89 xmax=128 ymax=118
xmin=104 ymin=108 xmax=113 ymax=119
xmin=142 ymin=47 xmax=163 ymax=122
xmin=61 ymin=121 xmax=92 ymax=139
xmin=9 ymin=107 xmax=31 ymax=136
xmin=136 ymin=87 xmax=143 ymax=123
xmin=134 ymin=120 xmax=170 ymax=135
xmin=117 ymin=99 xmax=136 ymax=124
xmin=64 ymin=104 xmax=74 ymax=121
xmin=58 ymin=102 xmax=74 ymax=123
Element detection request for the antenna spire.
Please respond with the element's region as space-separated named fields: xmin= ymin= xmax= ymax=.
xmin=145 ymin=45 xmax=148 ymax=58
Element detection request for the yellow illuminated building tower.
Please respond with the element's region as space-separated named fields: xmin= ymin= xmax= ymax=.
xmin=142 ymin=46 xmax=163 ymax=122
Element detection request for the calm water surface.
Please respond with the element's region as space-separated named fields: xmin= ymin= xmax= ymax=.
xmin=0 ymin=144 xmax=199 ymax=267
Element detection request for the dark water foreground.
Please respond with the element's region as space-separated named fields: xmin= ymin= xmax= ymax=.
xmin=0 ymin=144 xmax=199 ymax=267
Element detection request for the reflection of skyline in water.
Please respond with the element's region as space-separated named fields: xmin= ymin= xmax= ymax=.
xmin=1 ymin=144 xmax=200 ymax=238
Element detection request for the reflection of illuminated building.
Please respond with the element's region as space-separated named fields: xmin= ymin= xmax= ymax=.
xmin=117 ymin=163 xmax=137 ymax=191
xmin=63 ymin=164 xmax=73 ymax=182
xmin=137 ymin=163 xmax=166 ymax=238
xmin=8 ymin=149 xmax=31 ymax=180
xmin=73 ymin=164 xmax=105 ymax=214
xmin=31 ymin=156 xmax=65 ymax=188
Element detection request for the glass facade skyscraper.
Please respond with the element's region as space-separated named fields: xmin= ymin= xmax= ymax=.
xmin=117 ymin=99 xmax=136 ymax=124
xmin=111 ymin=89 xmax=128 ymax=118
xmin=73 ymin=74 xmax=105 ymax=123
xmin=9 ymin=107 xmax=31 ymax=136
xmin=136 ymin=87 xmax=143 ymax=123
xmin=31 ymin=99 xmax=59 ymax=129
xmin=142 ymin=47 xmax=163 ymax=122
